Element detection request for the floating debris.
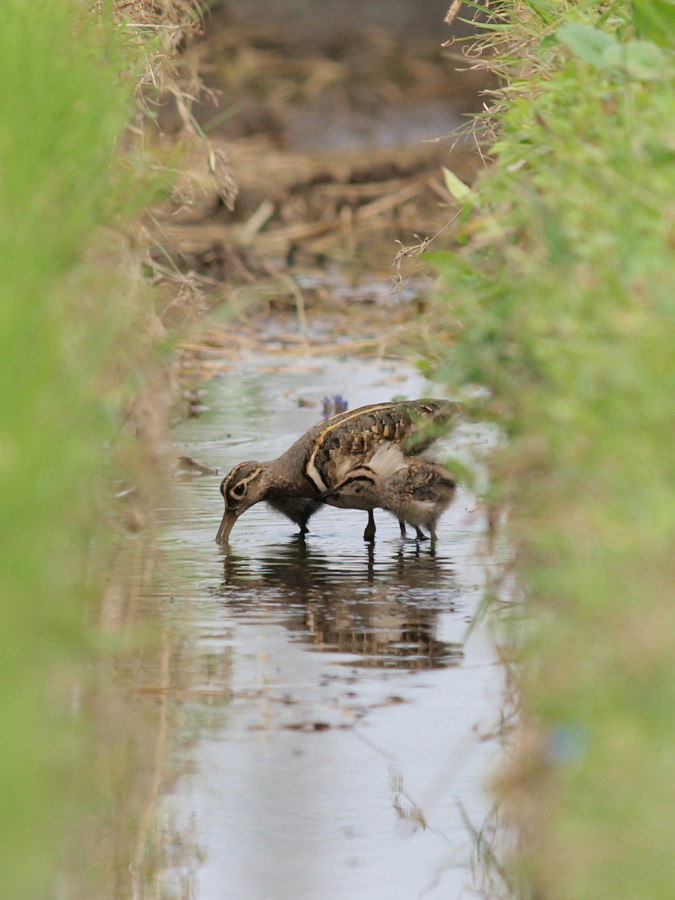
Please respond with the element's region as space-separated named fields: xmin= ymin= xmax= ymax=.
xmin=176 ymin=456 xmax=220 ymax=476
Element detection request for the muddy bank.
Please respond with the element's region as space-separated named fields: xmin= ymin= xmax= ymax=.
xmin=150 ymin=1 xmax=492 ymax=338
xmin=215 ymin=0 xmax=471 ymax=47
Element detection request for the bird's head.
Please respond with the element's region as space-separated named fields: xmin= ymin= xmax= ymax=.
xmin=322 ymin=467 xmax=378 ymax=511
xmin=216 ymin=461 xmax=267 ymax=543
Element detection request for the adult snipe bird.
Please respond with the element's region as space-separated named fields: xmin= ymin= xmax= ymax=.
xmin=322 ymin=443 xmax=457 ymax=542
xmin=216 ymin=399 xmax=458 ymax=543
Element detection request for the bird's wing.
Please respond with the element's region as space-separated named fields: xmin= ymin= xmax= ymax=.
xmin=303 ymin=400 xmax=457 ymax=491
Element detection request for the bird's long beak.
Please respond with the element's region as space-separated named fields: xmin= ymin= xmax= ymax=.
xmin=216 ymin=508 xmax=238 ymax=543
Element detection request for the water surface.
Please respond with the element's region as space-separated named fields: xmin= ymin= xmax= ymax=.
xmin=152 ymin=356 xmax=502 ymax=899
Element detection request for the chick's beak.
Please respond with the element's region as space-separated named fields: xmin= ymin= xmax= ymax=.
xmin=216 ymin=508 xmax=238 ymax=543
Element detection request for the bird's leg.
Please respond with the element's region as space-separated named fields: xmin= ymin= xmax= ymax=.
xmin=299 ymin=524 xmax=309 ymax=535
xmin=414 ymin=526 xmax=428 ymax=541
xmin=363 ymin=510 xmax=376 ymax=543
xmin=398 ymin=519 xmax=408 ymax=538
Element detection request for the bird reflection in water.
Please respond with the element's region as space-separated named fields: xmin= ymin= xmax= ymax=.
xmin=215 ymin=539 xmax=463 ymax=670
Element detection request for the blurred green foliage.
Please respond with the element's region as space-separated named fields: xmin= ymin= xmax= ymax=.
xmin=430 ymin=1 xmax=675 ymax=896
xmin=0 ymin=2 xmax=160 ymax=897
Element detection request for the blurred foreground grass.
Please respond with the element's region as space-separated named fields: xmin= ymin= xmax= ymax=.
xmin=0 ymin=2 xmax=181 ymax=896
xmin=430 ymin=1 xmax=675 ymax=897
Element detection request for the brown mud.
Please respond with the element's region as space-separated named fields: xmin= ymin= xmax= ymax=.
xmin=146 ymin=4 xmax=492 ymax=375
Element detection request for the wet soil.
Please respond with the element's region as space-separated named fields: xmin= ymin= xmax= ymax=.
xmin=149 ymin=6 xmax=492 ymax=338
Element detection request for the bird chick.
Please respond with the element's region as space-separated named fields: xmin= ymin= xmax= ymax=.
xmin=323 ymin=444 xmax=457 ymax=542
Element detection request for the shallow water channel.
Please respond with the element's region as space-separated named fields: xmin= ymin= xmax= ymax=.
xmin=148 ymin=355 xmax=503 ymax=899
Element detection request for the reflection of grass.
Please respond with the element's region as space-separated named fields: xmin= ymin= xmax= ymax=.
xmin=428 ymin=2 xmax=675 ymax=897
xmin=0 ymin=2 xmax=180 ymax=897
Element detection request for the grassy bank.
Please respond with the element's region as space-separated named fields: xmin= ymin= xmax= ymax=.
xmin=429 ymin=2 xmax=675 ymax=897
xmin=0 ymin=2 xmax=194 ymax=896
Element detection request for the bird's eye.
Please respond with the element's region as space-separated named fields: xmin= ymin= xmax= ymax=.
xmin=232 ymin=483 xmax=246 ymax=498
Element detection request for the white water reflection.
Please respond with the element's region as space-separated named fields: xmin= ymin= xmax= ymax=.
xmin=156 ymin=357 xmax=504 ymax=899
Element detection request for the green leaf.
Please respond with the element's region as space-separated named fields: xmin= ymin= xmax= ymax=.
xmin=556 ymin=23 xmax=617 ymax=68
xmin=633 ymin=0 xmax=675 ymax=47
xmin=526 ymin=0 xmax=556 ymax=24
xmin=603 ymin=39 xmax=668 ymax=80
xmin=441 ymin=456 xmax=478 ymax=491
xmin=539 ymin=32 xmax=560 ymax=53
xmin=557 ymin=23 xmax=668 ymax=80
xmin=442 ymin=166 xmax=479 ymax=207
